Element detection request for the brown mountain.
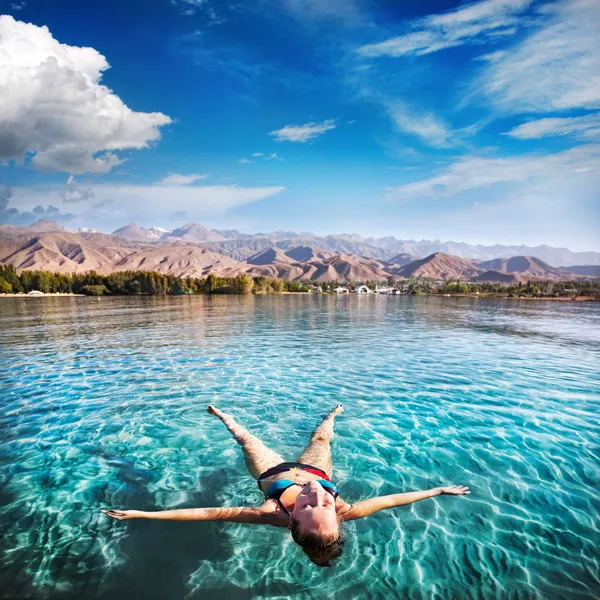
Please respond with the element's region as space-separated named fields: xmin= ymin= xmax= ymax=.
xmin=246 ymin=247 xmax=297 ymax=266
xmin=1 ymin=232 xmax=137 ymax=273
xmin=108 ymin=244 xmax=243 ymax=277
xmin=112 ymin=223 xmax=158 ymax=242
xmin=476 ymin=256 xmax=571 ymax=280
xmin=475 ymin=270 xmax=524 ymax=283
xmin=284 ymin=245 xmax=337 ymax=262
xmin=243 ymin=246 xmax=390 ymax=282
xmin=164 ymin=222 xmax=226 ymax=243
xmin=0 ymin=224 xmax=588 ymax=283
xmin=396 ymin=252 xmax=484 ymax=280
xmin=0 ymin=219 xmax=66 ymax=235
xmin=560 ymin=265 xmax=600 ymax=277
xmin=386 ymin=252 xmax=418 ymax=266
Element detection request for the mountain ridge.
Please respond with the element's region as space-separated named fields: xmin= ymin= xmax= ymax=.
xmin=0 ymin=222 xmax=597 ymax=281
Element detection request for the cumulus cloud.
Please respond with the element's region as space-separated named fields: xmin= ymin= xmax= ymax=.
xmin=60 ymin=186 xmax=95 ymax=204
xmin=384 ymin=144 xmax=600 ymax=200
xmin=357 ymin=0 xmax=531 ymax=58
xmin=269 ymin=120 xmax=336 ymax=142
xmin=506 ymin=113 xmax=600 ymax=140
xmin=477 ymin=0 xmax=600 ymax=113
xmin=0 ymin=15 xmax=171 ymax=174
xmin=156 ymin=173 xmax=209 ymax=185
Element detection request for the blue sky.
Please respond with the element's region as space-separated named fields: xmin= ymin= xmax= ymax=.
xmin=0 ymin=0 xmax=599 ymax=250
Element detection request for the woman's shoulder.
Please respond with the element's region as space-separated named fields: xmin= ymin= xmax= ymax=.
xmin=335 ymin=497 xmax=354 ymax=519
xmin=256 ymin=499 xmax=289 ymax=527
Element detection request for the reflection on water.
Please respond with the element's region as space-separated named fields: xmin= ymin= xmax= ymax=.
xmin=1 ymin=295 xmax=599 ymax=599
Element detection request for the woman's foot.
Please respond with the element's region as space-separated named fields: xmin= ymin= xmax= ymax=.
xmin=331 ymin=403 xmax=344 ymax=417
xmin=207 ymin=405 xmax=226 ymax=420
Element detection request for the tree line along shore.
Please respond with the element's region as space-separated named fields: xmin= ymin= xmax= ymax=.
xmin=0 ymin=265 xmax=597 ymax=299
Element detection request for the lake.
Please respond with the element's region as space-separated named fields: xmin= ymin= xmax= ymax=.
xmin=1 ymin=295 xmax=599 ymax=599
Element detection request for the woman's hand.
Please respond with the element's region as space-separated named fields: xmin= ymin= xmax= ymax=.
xmin=437 ymin=485 xmax=470 ymax=495
xmin=101 ymin=509 xmax=141 ymax=521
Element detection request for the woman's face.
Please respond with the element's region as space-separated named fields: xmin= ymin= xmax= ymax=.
xmin=289 ymin=480 xmax=339 ymax=535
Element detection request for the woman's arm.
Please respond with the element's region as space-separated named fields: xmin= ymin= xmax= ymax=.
xmin=340 ymin=485 xmax=469 ymax=522
xmin=101 ymin=504 xmax=284 ymax=526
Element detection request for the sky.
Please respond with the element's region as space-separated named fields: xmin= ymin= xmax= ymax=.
xmin=0 ymin=0 xmax=599 ymax=250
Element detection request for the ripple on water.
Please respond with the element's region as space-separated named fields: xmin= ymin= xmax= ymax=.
xmin=0 ymin=295 xmax=599 ymax=600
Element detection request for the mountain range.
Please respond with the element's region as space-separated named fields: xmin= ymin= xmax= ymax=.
xmin=0 ymin=220 xmax=598 ymax=282
xmin=107 ymin=221 xmax=600 ymax=266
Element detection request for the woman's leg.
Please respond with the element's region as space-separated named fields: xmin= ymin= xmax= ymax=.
xmin=208 ymin=406 xmax=285 ymax=479
xmin=297 ymin=404 xmax=344 ymax=479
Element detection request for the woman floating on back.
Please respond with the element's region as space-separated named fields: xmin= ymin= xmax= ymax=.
xmin=102 ymin=404 xmax=469 ymax=566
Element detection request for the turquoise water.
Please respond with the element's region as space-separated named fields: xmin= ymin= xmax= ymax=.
xmin=1 ymin=295 xmax=599 ymax=600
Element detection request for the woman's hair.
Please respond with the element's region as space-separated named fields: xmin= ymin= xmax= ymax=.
xmin=290 ymin=519 xmax=344 ymax=567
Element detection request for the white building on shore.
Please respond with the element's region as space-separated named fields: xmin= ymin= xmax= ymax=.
xmin=354 ymin=285 xmax=372 ymax=294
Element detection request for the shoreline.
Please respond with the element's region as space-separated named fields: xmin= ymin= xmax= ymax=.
xmin=1 ymin=292 xmax=596 ymax=302
xmin=0 ymin=293 xmax=85 ymax=298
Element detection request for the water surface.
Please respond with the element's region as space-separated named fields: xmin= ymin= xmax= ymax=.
xmin=1 ymin=295 xmax=599 ymax=599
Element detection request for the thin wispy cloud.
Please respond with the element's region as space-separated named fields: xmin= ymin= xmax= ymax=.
xmin=477 ymin=0 xmax=600 ymax=113
xmin=239 ymin=152 xmax=283 ymax=164
xmin=385 ymin=144 xmax=600 ymax=200
xmin=14 ymin=183 xmax=286 ymax=227
xmin=506 ymin=114 xmax=600 ymax=140
xmin=156 ymin=173 xmax=208 ymax=185
xmin=269 ymin=120 xmax=336 ymax=142
xmin=357 ymin=0 xmax=531 ymax=58
xmin=387 ymin=101 xmax=454 ymax=148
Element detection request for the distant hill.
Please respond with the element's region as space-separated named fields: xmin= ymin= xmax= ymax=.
xmin=396 ymin=253 xmax=484 ymax=280
xmin=386 ymin=252 xmax=418 ymax=266
xmin=476 ymin=256 xmax=571 ymax=280
xmin=475 ymin=270 xmax=523 ymax=283
xmin=112 ymin=223 xmax=158 ymax=242
xmin=560 ymin=265 xmax=600 ymax=277
xmin=1 ymin=232 xmax=138 ymax=273
xmin=245 ymin=246 xmax=389 ymax=281
xmin=164 ymin=222 xmax=226 ymax=243
xmin=0 ymin=219 xmax=65 ymax=235
xmin=110 ymin=244 xmax=243 ymax=278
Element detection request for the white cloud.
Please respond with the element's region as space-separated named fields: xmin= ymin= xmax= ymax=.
xmin=478 ymin=0 xmax=600 ymax=113
xmin=12 ymin=183 xmax=285 ymax=228
xmin=252 ymin=153 xmax=264 ymax=157
xmin=156 ymin=173 xmax=208 ymax=185
xmin=387 ymin=101 xmax=453 ymax=147
xmin=357 ymin=0 xmax=531 ymax=58
xmin=475 ymin=50 xmax=506 ymax=62
xmin=269 ymin=119 xmax=336 ymax=142
xmin=506 ymin=113 xmax=600 ymax=140
xmin=0 ymin=16 xmax=171 ymax=174
xmin=385 ymin=144 xmax=600 ymax=199
xmin=238 ymin=158 xmax=253 ymax=164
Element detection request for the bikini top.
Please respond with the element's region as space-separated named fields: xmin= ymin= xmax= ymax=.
xmin=266 ymin=479 xmax=339 ymax=515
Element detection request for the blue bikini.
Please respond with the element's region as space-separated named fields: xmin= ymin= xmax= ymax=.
xmin=256 ymin=462 xmax=340 ymax=515
xmin=265 ymin=479 xmax=339 ymax=515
